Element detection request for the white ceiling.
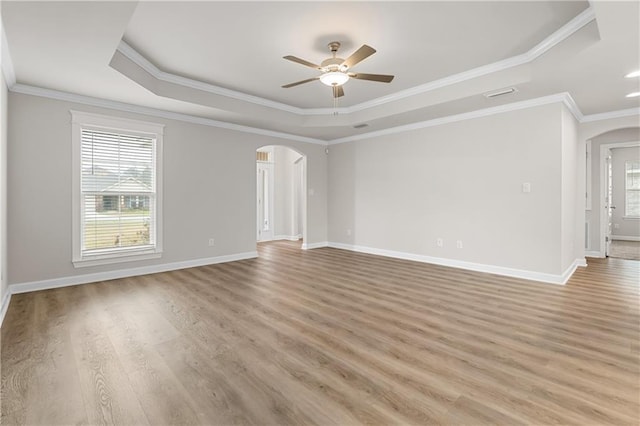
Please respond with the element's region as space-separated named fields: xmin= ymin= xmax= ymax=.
xmin=1 ymin=1 xmax=639 ymax=142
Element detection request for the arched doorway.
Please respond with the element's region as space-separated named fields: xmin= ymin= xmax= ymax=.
xmin=584 ymin=127 xmax=640 ymax=258
xmin=256 ymin=145 xmax=307 ymax=247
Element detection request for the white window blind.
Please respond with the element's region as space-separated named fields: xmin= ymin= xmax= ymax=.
xmin=72 ymin=111 xmax=163 ymax=267
xmin=81 ymin=129 xmax=157 ymax=256
xmin=625 ymin=160 xmax=640 ymax=217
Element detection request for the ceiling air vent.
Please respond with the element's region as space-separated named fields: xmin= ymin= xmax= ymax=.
xmin=484 ymin=87 xmax=518 ymax=99
xmin=353 ymin=123 xmax=369 ymax=129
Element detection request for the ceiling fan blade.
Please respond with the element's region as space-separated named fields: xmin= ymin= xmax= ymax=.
xmin=341 ymin=44 xmax=376 ymax=69
xmin=349 ymin=72 xmax=394 ymax=83
xmin=282 ymin=77 xmax=319 ymax=88
xmin=283 ymin=55 xmax=321 ymax=70
xmin=333 ymin=85 xmax=344 ymax=98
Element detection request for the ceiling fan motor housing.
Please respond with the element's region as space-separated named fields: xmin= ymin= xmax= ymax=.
xmin=321 ymin=57 xmax=346 ymax=72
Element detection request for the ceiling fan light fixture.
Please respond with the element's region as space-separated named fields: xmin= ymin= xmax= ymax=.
xmin=320 ymin=71 xmax=349 ymax=87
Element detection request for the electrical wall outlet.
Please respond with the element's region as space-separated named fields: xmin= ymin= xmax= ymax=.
xmin=456 ymin=240 xmax=463 ymax=249
xmin=437 ymin=238 xmax=444 ymax=247
xmin=346 ymin=229 xmax=352 ymax=236
xmin=208 ymin=238 xmax=215 ymax=246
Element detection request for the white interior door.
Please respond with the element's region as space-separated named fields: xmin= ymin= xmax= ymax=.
xmin=257 ymin=162 xmax=274 ymax=241
xmin=605 ymin=150 xmax=614 ymax=256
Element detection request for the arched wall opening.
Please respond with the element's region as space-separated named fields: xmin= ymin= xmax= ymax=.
xmin=256 ymin=145 xmax=307 ymax=248
xmin=584 ymin=127 xmax=640 ymax=257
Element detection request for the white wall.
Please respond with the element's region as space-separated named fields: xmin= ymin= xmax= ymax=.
xmin=7 ymin=92 xmax=328 ymax=286
xmin=585 ymin=128 xmax=640 ymax=253
xmin=561 ymin=105 xmax=581 ymax=272
xmin=329 ymin=103 xmax=569 ymax=277
xmin=611 ymin=146 xmax=640 ymax=240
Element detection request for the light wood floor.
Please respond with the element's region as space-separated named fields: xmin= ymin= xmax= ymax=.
xmin=2 ymin=241 xmax=639 ymax=425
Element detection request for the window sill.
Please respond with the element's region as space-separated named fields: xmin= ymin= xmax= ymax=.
xmin=623 ymin=216 xmax=640 ymax=220
xmin=73 ymin=250 xmax=162 ymax=268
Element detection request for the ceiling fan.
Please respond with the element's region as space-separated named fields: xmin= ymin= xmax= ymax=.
xmin=282 ymin=41 xmax=394 ymax=98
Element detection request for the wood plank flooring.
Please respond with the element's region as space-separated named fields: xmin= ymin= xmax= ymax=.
xmin=2 ymin=241 xmax=639 ymax=425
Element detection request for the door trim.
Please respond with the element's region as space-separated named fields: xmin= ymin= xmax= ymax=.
xmin=257 ymin=161 xmax=275 ymax=242
xmin=597 ymin=141 xmax=640 ymax=257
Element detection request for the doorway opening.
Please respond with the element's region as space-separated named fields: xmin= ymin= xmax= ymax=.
xmin=256 ymin=146 xmax=307 ymax=247
xmin=598 ymin=141 xmax=640 ymax=260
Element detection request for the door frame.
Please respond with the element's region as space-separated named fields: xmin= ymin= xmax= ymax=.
xmin=257 ymin=158 xmax=275 ymax=242
xmin=598 ymin=141 xmax=640 ymax=257
xmin=604 ymin=149 xmax=613 ymax=256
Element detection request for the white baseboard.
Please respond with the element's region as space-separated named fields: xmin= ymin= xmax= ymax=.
xmin=561 ymin=258 xmax=588 ymax=284
xmin=9 ymin=251 xmax=258 ymax=295
xmin=585 ymin=250 xmax=604 ymax=258
xmin=302 ymin=241 xmax=329 ymax=250
xmin=273 ymin=235 xmax=302 ymax=242
xmin=611 ymin=235 xmax=640 ymax=242
xmin=0 ymin=291 xmax=11 ymax=328
xmin=327 ymin=242 xmax=582 ymax=285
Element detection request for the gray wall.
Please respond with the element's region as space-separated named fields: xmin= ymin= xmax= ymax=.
xmin=273 ymin=145 xmax=303 ymax=239
xmin=611 ymin=146 xmax=640 ymax=239
xmin=328 ymin=103 xmax=571 ymax=275
xmin=7 ymin=90 xmax=635 ymax=288
xmin=8 ymin=93 xmax=327 ymax=285
xmin=0 ymin=71 xmax=7 ymax=303
xmin=586 ymin=128 xmax=640 ymax=252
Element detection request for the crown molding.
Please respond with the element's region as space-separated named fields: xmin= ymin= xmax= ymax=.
xmin=115 ymin=6 xmax=595 ymax=118
xmin=15 ymin=82 xmax=636 ymax=146
xmin=117 ymin=40 xmax=304 ymax=115
xmin=562 ymin=93 xmax=584 ymax=121
xmin=580 ymin=107 xmax=640 ymax=123
xmin=329 ymin=93 xmax=579 ymax=144
xmin=10 ymin=84 xmax=328 ymax=145
xmin=341 ymin=8 xmax=595 ymax=114
xmin=526 ymin=7 xmax=595 ymax=60
xmin=0 ymin=15 xmax=16 ymax=87
xmin=330 ymin=94 xmax=639 ymax=144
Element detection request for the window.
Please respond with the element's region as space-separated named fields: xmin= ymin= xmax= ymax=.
xmin=626 ymin=160 xmax=640 ymax=217
xmin=71 ymin=111 xmax=163 ymax=267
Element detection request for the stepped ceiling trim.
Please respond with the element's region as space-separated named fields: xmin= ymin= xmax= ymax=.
xmin=113 ymin=7 xmax=595 ymax=118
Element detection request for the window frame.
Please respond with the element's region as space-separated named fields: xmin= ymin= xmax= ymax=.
xmin=624 ymin=159 xmax=640 ymax=219
xmin=71 ymin=111 xmax=164 ymax=267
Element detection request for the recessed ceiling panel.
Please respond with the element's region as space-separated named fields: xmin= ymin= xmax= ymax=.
xmin=123 ymin=1 xmax=589 ymax=108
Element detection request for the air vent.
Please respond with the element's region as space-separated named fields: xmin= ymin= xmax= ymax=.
xmin=353 ymin=123 xmax=369 ymax=129
xmin=484 ymin=87 xmax=517 ymax=99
